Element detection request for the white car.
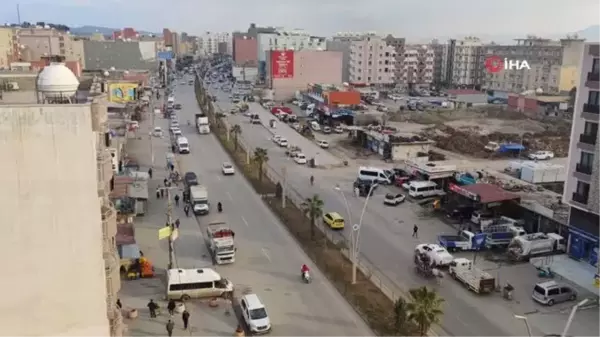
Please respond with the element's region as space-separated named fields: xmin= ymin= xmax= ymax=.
xmin=152 ymin=127 xmax=163 ymax=137
xmin=384 ymin=193 xmax=406 ymax=206
xmin=239 ymin=294 xmax=271 ymax=334
xmin=414 ymin=243 xmax=454 ymax=267
xmin=528 ymin=150 xmax=555 ymax=160
xmin=272 ymin=135 xmax=282 ymax=144
xmin=317 ymin=140 xmax=329 ymax=148
xmin=170 ymin=121 xmax=179 ymax=128
xmin=172 ymin=128 xmax=182 ymax=136
xmin=222 ymin=162 xmax=235 ymax=175
xmin=294 ymin=153 xmax=307 ymax=164
xmin=334 ymin=125 xmax=344 ymax=133
xmin=278 ymin=138 xmax=288 ymax=147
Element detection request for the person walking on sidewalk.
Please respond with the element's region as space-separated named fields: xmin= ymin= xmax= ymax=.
xmin=148 ymin=167 xmax=153 ymax=179
xmin=156 ymin=188 xmax=161 ymax=199
xmin=167 ymin=299 xmax=176 ymax=315
xmin=175 ymin=219 xmax=180 ymax=229
xmin=174 ymin=194 xmax=180 ymax=207
xmin=412 ymin=224 xmax=419 ymax=238
xmin=147 ymin=299 xmax=159 ymax=318
xmin=166 ymin=319 xmax=175 ymax=337
xmin=184 ymin=204 xmax=190 ymax=217
xmin=163 ymin=178 xmax=168 ymax=186
xmin=182 ymin=309 xmax=190 ymax=330
xmin=160 ymin=187 xmax=165 ymax=198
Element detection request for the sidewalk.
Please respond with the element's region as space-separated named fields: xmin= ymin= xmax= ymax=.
xmin=118 ymin=94 xmax=241 ymax=336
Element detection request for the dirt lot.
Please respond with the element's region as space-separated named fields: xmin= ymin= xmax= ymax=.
xmin=387 ymin=107 xmax=572 ymax=158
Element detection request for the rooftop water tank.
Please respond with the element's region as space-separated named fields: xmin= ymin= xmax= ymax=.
xmin=36 ymin=62 xmax=79 ymax=98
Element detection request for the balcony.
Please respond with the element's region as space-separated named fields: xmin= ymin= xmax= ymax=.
xmin=97 ymin=149 xmax=114 ymax=185
xmin=576 ymin=163 xmax=593 ymax=175
xmin=102 ymin=203 xmax=118 ymax=240
xmin=108 ymin=308 xmax=125 ymax=337
xmin=104 ymin=248 xmax=121 ymax=295
xmin=583 ymin=103 xmax=599 ymax=114
xmin=579 ymin=133 xmax=597 ymax=145
xmin=586 ymin=71 xmax=599 ymax=88
xmin=572 ymin=192 xmax=589 ymax=205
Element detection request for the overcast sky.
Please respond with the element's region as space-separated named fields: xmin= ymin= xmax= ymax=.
xmin=1 ymin=0 xmax=598 ymax=41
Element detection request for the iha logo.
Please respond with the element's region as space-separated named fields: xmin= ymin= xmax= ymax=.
xmin=485 ymin=55 xmax=531 ymax=73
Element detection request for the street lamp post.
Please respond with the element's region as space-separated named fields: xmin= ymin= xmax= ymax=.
xmin=160 ymin=185 xmax=179 ymax=270
xmin=561 ymin=298 xmax=589 ymax=337
xmin=514 ymin=315 xmax=532 ymax=337
xmin=335 ymin=183 xmax=376 ymax=284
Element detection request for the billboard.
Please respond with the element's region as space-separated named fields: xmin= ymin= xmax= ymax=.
xmin=109 ymin=83 xmax=138 ymax=103
xmin=271 ymin=50 xmax=294 ymax=79
xmin=157 ymin=51 xmax=174 ymax=60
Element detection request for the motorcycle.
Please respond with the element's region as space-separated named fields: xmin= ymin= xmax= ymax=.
xmin=301 ymin=271 xmax=311 ymax=284
xmin=217 ymin=203 xmax=223 ymax=213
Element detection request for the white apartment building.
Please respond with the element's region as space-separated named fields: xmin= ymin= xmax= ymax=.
xmin=197 ymin=31 xmax=232 ymax=56
xmin=563 ymin=43 xmax=599 ymax=265
xmin=442 ymin=37 xmax=485 ymax=87
xmin=256 ymin=29 xmax=326 ymax=63
xmin=348 ymin=34 xmax=396 ymax=85
xmin=396 ymin=44 xmax=434 ymax=88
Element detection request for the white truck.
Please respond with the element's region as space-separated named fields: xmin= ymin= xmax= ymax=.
xmin=508 ymin=232 xmax=566 ymax=261
xmin=190 ymin=185 xmax=209 ymax=215
xmin=448 ymin=258 xmax=496 ymax=294
xmin=206 ymin=223 xmax=236 ymax=264
xmin=195 ymin=113 xmax=210 ymax=134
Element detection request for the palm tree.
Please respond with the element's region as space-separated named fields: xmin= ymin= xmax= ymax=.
xmin=407 ymin=286 xmax=444 ymax=336
xmin=252 ymin=147 xmax=269 ymax=181
xmin=393 ymin=297 xmax=414 ymax=335
xmin=230 ymin=124 xmax=242 ymax=151
xmin=301 ymin=194 xmax=324 ymax=239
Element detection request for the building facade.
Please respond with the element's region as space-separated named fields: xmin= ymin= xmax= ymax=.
xmin=11 ymin=28 xmax=84 ymax=66
xmin=197 ymin=32 xmax=231 ymax=56
xmin=256 ymin=29 xmax=326 ymax=63
xmin=0 ymin=27 xmax=15 ymax=69
xmin=563 ymin=43 xmax=599 ymax=266
xmin=384 ymin=34 xmax=406 ymax=85
xmin=163 ymin=28 xmax=173 ymax=47
xmin=396 ymin=44 xmax=434 ymax=88
xmin=442 ymin=37 xmax=485 ymax=87
xmin=233 ymin=36 xmax=258 ymax=66
xmin=267 ymin=50 xmax=342 ymax=101
xmin=348 ymin=34 xmax=396 ymax=85
xmin=430 ymin=39 xmax=445 ymax=87
xmin=113 ymin=28 xmax=139 ymax=41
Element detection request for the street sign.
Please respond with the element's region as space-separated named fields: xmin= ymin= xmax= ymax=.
xmin=157 ymin=51 xmax=174 ymax=60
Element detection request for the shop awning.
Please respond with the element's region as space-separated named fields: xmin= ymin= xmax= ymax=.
xmin=458 ymin=183 xmax=520 ymax=204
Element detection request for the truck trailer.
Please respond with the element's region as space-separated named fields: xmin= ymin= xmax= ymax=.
xmin=195 ymin=113 xmax=210 ymax=134
xmin=508 ymin=232 xmax=565 ymax=261
xmin=449 ymin=258 xmax=496 ymax=294
xmin=190 ymin=185 xmax=209 ymax=215
xmin=206 ymin=223 xmax=236 ymax=264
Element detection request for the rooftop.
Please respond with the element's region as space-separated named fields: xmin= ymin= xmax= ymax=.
xmin=461 ymin=183 xmax=521 ymax=204
xmin=445 ymin=89 xmax=483 ymax=95
xmin=534 ymin=95 xmax=570 ymax=103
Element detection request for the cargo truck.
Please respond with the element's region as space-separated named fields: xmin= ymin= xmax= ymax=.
xmin=206 ymin=223 xmax=236 ymax=264
xmin=449 ymin=258 xmax=496 ymax=293
xmin=508 ymin=233 xmax=565 ymax=261
xmin=195 ymin=113 xmax=210 ymax=134
xmin=439 ymin=226 xmax=527 ymax=251
xmin=190 ymin=185 xmax=209 ymax=215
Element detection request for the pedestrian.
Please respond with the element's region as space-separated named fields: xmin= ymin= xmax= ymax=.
xmin=147 ymin=299 xmax=158 ymax=318
xmin=148 ymin=167 xmax=153 ymax=178
xmin=169 ymin=163 xmax=175 ymax=171
xmin=354 ymin=186 xmax=359 ymax=198
xmin=166 ymin=319 xmax=175 ymax=337
xmin=182 ymin=310 xmax=190 ymax=330
xmin=116 ymin=299 xmax=122 ymax=309
xmin=175 ymin=219 xmax=180 ymax=228
xmin=160 ymin=188 xmax=165 ymax=198
xmin=184 ymin=204 xmax=190 ymax=217
xmin=412 ymin=224 xmax=419 ymax=238
xmin=174 ymin=194 xmax=180 ymax=207
xmin=156 ymin=188 xmax=161 ymax=199
xmin=163 ymin=178 xmax=168 ymax=186
xmin=167 ymin=299 xmax=176 ymax=315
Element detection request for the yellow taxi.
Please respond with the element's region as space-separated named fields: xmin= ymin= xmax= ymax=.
xmin=323 ymin=212 xmax=345 ymax=229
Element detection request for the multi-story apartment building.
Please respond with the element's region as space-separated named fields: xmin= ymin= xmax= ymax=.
xmin=384 ymin=34 xmax=406 ymax=85
xmin=12 ymin=27 xmax=84 ymax=66
xmin=197 ymin=32 xmax=232 ymax=56
xmin=396 ymin=44 xmax=434 ymax=88
xmin=348 ymin=34 xmax=396 ymax=85
xmin=430 ymin=39 xmax=445 ymax=87
xmin=163 ymin=28 xmax=173 ymax=47
xmin=113 ymin=27 xmax=139 ymax=41
xmin=0 ymin=27 xmax=15 ymax=68
xmin=1 ymin=62 xmax=123 ymax=336
xmin=233 ymin=36 xmax=258 ymax=66
xmin=441 ymin=37 xmax=485 ymax=87
xmin=256 ymin=29 xmax=326 ymax=63
xmin=563 ymin=43 xmax=599 ymax=266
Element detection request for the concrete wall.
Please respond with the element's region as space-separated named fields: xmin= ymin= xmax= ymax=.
xmin=0 ymin=104 xmax=109 ymax=335
xmin=269 ymin=50 xmax=342 ymax=101
xmin=392 ymin=142 xmax=432 ymax=161
xmin=326 ymin=40 xmax=351 ymax=83
xmin=233 ymin=37 xmax=258 ymax=65
xmin=138 ymin=41 xmax=158 ymax=61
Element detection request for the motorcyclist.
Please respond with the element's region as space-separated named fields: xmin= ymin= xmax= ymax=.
xmin=309 ymin=175 xmax=314 ymax=186
xmin=217 ymin=202 xmax=222 ymax=212
xmin=301 ymin=264 xmax=310 ymax=275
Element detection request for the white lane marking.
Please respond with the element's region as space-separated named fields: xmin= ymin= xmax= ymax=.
xmin=226 ymin=191 xmax=233 ymax=200
xmin=261 ymin=248 xmax=271 ymax=262
xmin=241 ymin=216 xmax=249 ymax=227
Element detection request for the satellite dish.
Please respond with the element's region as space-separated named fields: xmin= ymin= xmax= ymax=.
xmin=535 ymin=88 xmax=543 ymax=94
xmin=109 ymin=66 xmax=116 ymax=71
xmin=103 ymin=71 xmax=110 ymax=76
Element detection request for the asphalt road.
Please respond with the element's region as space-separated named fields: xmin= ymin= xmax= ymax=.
xmin=207 ymin=83 xmax=547 ymax=336
xmin=166 ymin=81 xmax=374 ymax=336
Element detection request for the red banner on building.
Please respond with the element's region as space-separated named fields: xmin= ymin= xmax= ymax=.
xmin=271 ymin=50 xmax=294 ymax=79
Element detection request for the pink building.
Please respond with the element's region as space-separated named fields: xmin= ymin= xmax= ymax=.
xmin=267 ymin=50 xmax=342 ymax=101
xmin=233 ymin=36 xmax=258 ymax=66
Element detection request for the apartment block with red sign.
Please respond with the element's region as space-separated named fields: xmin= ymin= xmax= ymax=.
xmin=266 ymin=49 xmax=343 ymax=101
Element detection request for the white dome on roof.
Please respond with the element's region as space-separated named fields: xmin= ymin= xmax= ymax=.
xmin=37 ymin=62 xmax=79 ymax=98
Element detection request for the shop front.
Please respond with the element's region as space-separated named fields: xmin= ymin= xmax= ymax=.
xmin=567 ymin=207 xmax=599 ymax=267
xmin=445 ymin=183 xmax=521 ymax=221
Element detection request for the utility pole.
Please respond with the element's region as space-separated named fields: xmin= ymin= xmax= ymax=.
xmin=161 ymin=185 xmax=179 ymax=270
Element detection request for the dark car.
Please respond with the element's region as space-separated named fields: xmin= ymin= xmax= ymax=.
xmin=174 ymin=103 xmax=182 ymax=110
xmin=184 ymin=172 xmax=198 ymax=186
xmin=353 ymin=178 xmax=377 ymax=197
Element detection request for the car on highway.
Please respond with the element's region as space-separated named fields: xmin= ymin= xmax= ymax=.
xmin=414 ymin=243 xmax=454 ymax=267
xmin=184 ymin=172 xmax=198 ymax=186
xmin=291 ymin=122 xmax=301 ymax=131
xmin=272 ymin=135 xmax=282 ymax=144
xmin=170 ymin=120 xmax=179 ymax=128
xmin=171 ymin=128 xmax=182 ymax=137
xmin=294 ymin=153 xmax=307 ymax=164
xmin=528 ymin=150 xmax=555 ymax=160
xmin=239 ymin=293 xmax=271 ymax=334
xmin=174 ymin=103 xmax=182 ymax=110
xmin=323 ymin=212 xmax=345 ymax=229
xmin=277 ymin=138 xmax=288 ymax=147
xmin=222 ymin=162 xmax=235 ymax=175
xmin=152 ymin=127 xmax=163 ymax=137
xmin=383 ymin=193 xmax=406 ymax=206
xmin=317 ymin=140 xmax=330 ymax=148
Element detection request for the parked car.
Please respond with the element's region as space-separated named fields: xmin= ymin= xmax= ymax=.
xmin=528 ymin=151 xmax=555 ymax=160
xmin=317 ymin=140 xmax=329 ymax=148
xmin=239 ymin=294 xmax=271 ymax=334
xmin=222 ymin=162 xmax=235 ymax=175
xmin=532 ymin=281 xmax=576 ymax=306
xmin=294 ymin=153 xmax=307 ymax=164
xmin=334 ymin=125 xmax=344 ymax=133
xmin=384 ymin=193 xmax=406 ymax=206
xmin=272 ymin=135 xmax=282 ymax=144
xmin=322 ymin=126 xmax=332 ymax=134
xmin=278 ymin=138 xmax=288 ymax=147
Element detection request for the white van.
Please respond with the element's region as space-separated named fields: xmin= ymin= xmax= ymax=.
xmin=310 ymin=121 xmax=321 ymax=131
xmin=177 ymin=136 xmax=190 ymax=154
xmin=167 ymin=268 xmax=233 ymax=301
xmin=407 ymin=181 xmax=445 ymax=198
xmin=167 ymin=96 xmax=175 ymax=103
xmin=358 ymin=166 xmax=393 ymax=184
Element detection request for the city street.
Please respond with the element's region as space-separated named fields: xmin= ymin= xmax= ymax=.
xmin=122 ymin=81 xmax=374 ymax=336
xmin=205 ymin=79 xmax=599 ymax=337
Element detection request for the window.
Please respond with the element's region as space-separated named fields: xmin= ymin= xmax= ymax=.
xmin=580 ymin=151 xmax=594 ymax=167
xmin=367 ymin=77 xmax=371 ymax=81
xmin=169 ymin=281 xmax=214 ymax=291
xmin=548 ymin=288 xmax=560 ymax=296
xmin=378 ymin=76 xmax=382 ymax=80
xmin=583 ymin=121 xmax=598 ymax=136
xmin=576 ymin=181 xmax=590 ymax=197
xmin=592 ymin=58 xmax=599 ymax=73
xmin=368 ymin=61 xmax=372 ymax=66
xmin=588 ymin=90 xmax=599 ymax=105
